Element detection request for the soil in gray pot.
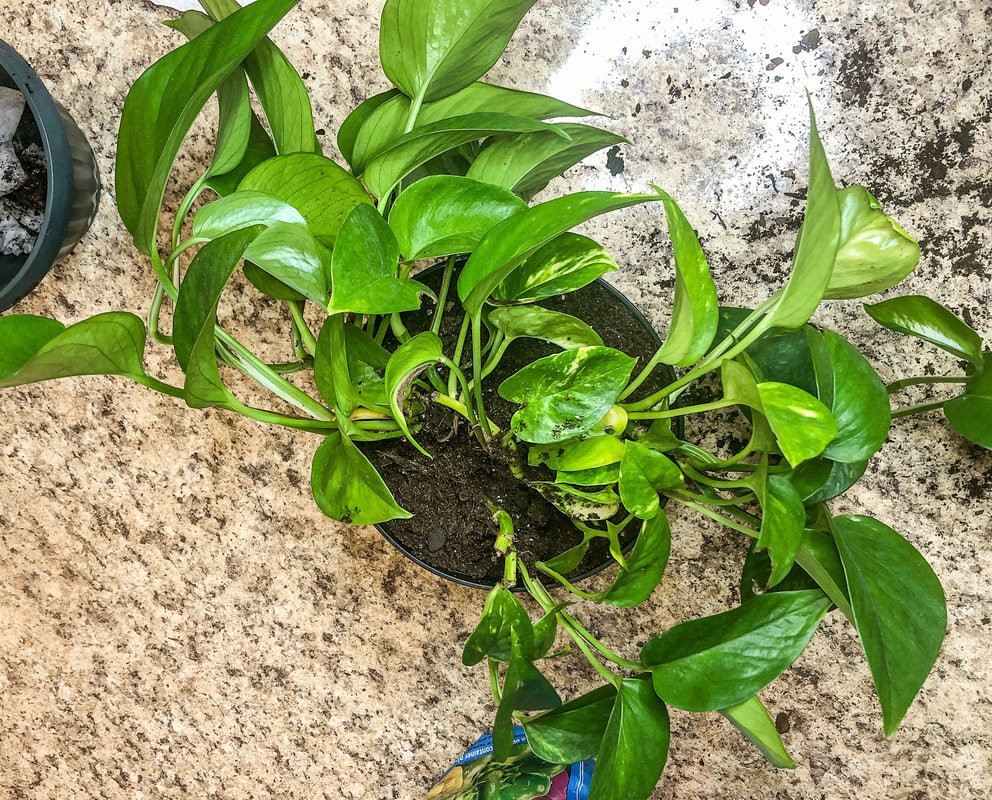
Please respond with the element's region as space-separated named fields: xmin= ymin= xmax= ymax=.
xmin=363 ymin=272 xmax=669 ymax=586
xmin=0 ymin=85 xmax=47 ymax=257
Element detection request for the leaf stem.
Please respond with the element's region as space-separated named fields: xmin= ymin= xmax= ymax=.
xmin=886 ymin=375 xmax=967 ymax=394
xmin=667 ymin=495 xmax=760 ymax=538
xmin=628 ymin=398 xmax=737 ymax=420
xmin=891 ymin=399 xmax=948 ymax=419
xmin=288 ymin=300 xmax=317 ymax=355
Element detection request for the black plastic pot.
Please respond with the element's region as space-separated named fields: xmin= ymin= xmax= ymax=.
xmin=374 ymin=271 xmax=680 ymax=590
xmin=0 ymin=39 xmax=101 ymax=313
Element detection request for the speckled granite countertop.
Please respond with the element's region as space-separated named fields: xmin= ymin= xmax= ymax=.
xmin=1 ymin=0 xmax=990 ymax=797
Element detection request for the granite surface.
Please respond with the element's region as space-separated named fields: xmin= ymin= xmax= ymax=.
xmin=1 ymin=0 xmax=990 ymax=797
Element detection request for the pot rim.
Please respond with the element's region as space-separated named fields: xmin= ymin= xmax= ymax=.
xmin=374 ymin=272 xmax=681 ymax=591
xmin=0 ymin=39 xmax=75 ymax=312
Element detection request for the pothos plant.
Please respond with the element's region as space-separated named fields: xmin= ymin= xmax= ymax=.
xmin=0 ymin=0 xmax=989 ymax=798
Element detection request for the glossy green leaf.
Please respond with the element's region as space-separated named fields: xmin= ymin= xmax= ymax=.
xmin=767 ymin=101 xmax=841 ymax=329
xmin=721 ymin=358 xmax=763 ymax=411
xmin=944 ymin=352 xmax=992 ymax=449
xmin=528 ymin=435 xmax=624 ymax=472
xmin=164 ymin=10 xmax=253 ymax=179
xmin=794 ymin=529 xmax=853 ymax=621
xmin=173 ymin=228 xmax=261 ymax=408
xmin=603 ymin=511 xmax=672 ymax=607
xmin=755 ymin=474 xmax=806 ymax=587
xmin=824 ymin=186 xmax=920 ymax=299
xmin=379 ymin=0 xmax=538 ymax=103
xmin=807 ymin=328 xmax=890 ymax=463
xmin=362 ymin=113 xmax=568 ymax=198
xmin=739 ymin=540 xmax=819 ymax=603
xmin=536 ymin=482 xmax=620 ymax=521
xmin=337 ymin=89 xmax=402 ymax=171
xmin=348 ymin=82 xmax=593 ymax=173
xmin=388 ymin=175 xmax=526 ymax=260
xmin=716 ymin=308 xmax=817 ymax=396
xmin=243 ymin=261 xmax=306 ymax=301
xmin=643 ymin=590 xmax=832 ymax=712
xmin=202 ymin=0 xmax=317 ymax=155
xmin=490 ymin=305 xmax=603 ymax=352
xmin=541 ymin=539 xmax=591 ymax=575
xmin=310 ymin=432 xmax=411 ymax=524
xmin=864 ymin=295 xmax=983 ymax=363
xmin=466 ymin=122 xmax=627 ymax=200
xmin=384 ymin=332 xmax=446 ymax=457
xmin=238 ymin=152 xmax=372 ymax=242
xmin=652 ymin=189 xmax=719 ymax=366
xmin=555 ymin=463 xmax=621 ymax=486
xmin=192 ymin=190 xmax=307 ymax=239
xmin=0 ymin=313 xmax=152 ymax=389
xmin=241 ymin=222 xmax=328 ymax=308
xmin=587 ymin=676 xmax=670 ymax=800
xmin=116 ymin=0 xmax=299 ymax=255
xmin=499 ymin=346 xmax=637 ymax=443
xmin=314 ymin=317 xmax=389 ymax=418
xmin=491 ymin=233 xmax=617 ymax=305
xmin=463 ymin=585 xmax=533 ymax=666
xmin=458 ymin=191 xmax=662 ymax=317
xmin=0 ymin=315 xmax=67 ymax=381
xmin=720 ymin=695 xmax=796 ymax=769
xmin=206 ymin=112 xmax=277 ymax=196
xmin=786 ymin=456 xmax=868 ymax=505
xmin=328 ymin=205 xmax=431 ymax=315
xmin=831 ymin=514 xmax=946 ymax=736
xmin=523 ymin=685 xmax=617 ymax=764
xmin=757 ymin=382 xmax=837 ymax=467
xmin=493 ymin=652 xmax=561 ymax=761
xmin=618 ymin=440 xmax=683 ymax=520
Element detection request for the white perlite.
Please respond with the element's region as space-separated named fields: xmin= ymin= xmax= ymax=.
xmin=0 ymin=86 xmax=42 ymax=257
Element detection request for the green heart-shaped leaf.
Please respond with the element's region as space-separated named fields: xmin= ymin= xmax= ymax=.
xmin=864 ymin=295 xmax=983 ymax=364
xmin=0 ymin=313 xmax=152 ymax=389
xmin=587 ymin=676 xmax=670 ymax=800
xmin=807 ymin=328 xmax=890 ymax=463
xmin=523 ymin=685 xmax=617 ymax=764
xmin=652 ymin=189 xmax=719 ymax=366
xmin=603 ymin=511 xmax=672 ymax=607
xmin=238 ymin=152 xmax=372 ymax=242
xmin=767 ymin=100 xmax=841 ymax=329
xmin=618 ymin=440 xmax=683 ymax=520
xmin=824 ymin=185 xmax=920 ymax=299
xmin=755 ymin=473 xmax=805 ymax=587
xmin=379 ymin=0 xmax=539 ymax=103
xmin=499 ymin=346 xmax=637 ymax=443
xmin=466 ymin=122 xmax=627 ymax=200
xmin=328 ymin=205 xmax=431 ymax=315
xmin=757 ymin=382 xmax=837 ymax=467
xmin=310 ymin=431 xmax=411 ymax=525
xmin=388 ymin=175 xmax=526 ymax=260
xmin=643 ymin=590 xmax=832 ymax=711
xmin=491 ymin=233 xmax=617 ymax=305
xmin=831 ymin=514 xmax=946 ymax=736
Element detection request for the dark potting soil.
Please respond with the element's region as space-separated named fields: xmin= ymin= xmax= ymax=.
xmin=0 ymin=87 xmax=47 ymax=259
xmin=362 ymin=270 xmax=672 ymax=585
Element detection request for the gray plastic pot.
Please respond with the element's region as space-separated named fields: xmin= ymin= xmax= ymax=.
xmin=0 ymin=39 xmax=101 ymax=313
